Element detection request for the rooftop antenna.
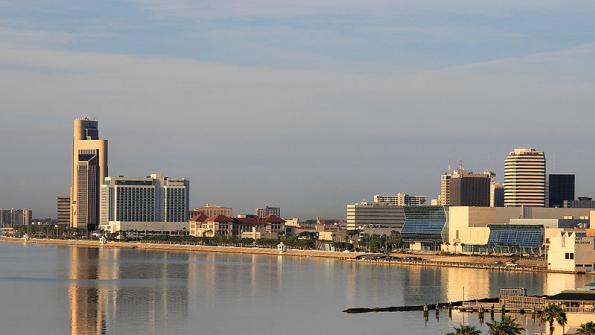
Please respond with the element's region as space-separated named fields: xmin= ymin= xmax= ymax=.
xmin=447 ymin=160 xmax=452 ymax=174
xmin=458 ymin=160 xmax=463 ymax=172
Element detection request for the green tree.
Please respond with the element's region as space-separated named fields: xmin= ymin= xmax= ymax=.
xmin=541 ymin=304 xmax=567 ymax=335
xmin=577 ymin=321 xmax=595 ymax=334
xmin=487 ymin=315 xmax=524 ymax=335
xmin=447 ymin=324 xmax=481 ymax=335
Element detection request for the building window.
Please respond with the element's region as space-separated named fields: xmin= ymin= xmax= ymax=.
xmin=565 ymin=252 xmax=575 ymax=260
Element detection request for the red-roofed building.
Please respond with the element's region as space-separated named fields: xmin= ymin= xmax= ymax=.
xmin=189 ymin=214 xmax=285 ymax=239
xmin=189 ymin=214 xmax=234 ymax=238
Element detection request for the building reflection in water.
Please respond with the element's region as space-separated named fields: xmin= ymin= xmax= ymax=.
xmin=68 ymin=247 xmax=107 ymax=335
xmin=68 ymin=247 xmax=189 ymax=335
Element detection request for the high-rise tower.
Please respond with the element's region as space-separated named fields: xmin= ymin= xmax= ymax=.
xmin=548 ymin=174 xmax=575 ymax=208
xmin=71 ymin=119 xmax=108 ymax=230
xmin=503 ymin=148 xmax=546 ymax=207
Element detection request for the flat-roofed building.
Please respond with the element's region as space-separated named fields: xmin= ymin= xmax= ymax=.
xmin=547 ymin=231 xmax=595 ymax=272
xmin=373 ymin=193 xmax=426 ymax=206
xmin=0 ymin=208 xmax=32 ymax=226
xmin=564 ymin=197 xmax=595 ymax=209
xmin=57 ymin=196 xmax=70 ymax=225
xmin=504 ymin=148 xmax=546 ymax=207
xmin=346 ymin=202 xmax=405 ymax=235
xmin=440 ymin=173 xmax=452 ymax=206
xmin=549 ymin=174 xmax=575 ymax=208
xmin=450 ymin=170 xmax=491 ymax=207
xmin=446 ymin=206 xmax=593 ymax=254
xmin=190 ymin=204 xmax=232 ymax=218
xmin=255 ymin=206 xmax=280 ymax=218
xmin=101 ymin=221 xmax=188 ymax=235
xmin=99 ymin=174 xmax=189 ymax=233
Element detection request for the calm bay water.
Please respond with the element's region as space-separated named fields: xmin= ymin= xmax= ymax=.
xmin=0 ymin=242 xmax=593 ymax=335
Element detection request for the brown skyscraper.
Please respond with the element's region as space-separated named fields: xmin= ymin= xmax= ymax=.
xmin=70 ymin=119 xmax=108 ymax=230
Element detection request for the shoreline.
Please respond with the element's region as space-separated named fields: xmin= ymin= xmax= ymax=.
xmin=0 ymin=237 xmax=588 ymax=275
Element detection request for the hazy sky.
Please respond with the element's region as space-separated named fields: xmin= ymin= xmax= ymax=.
xmin=1 ymin=1 xmax=595 ymax=219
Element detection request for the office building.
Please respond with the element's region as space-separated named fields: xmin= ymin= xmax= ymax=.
xmin=548 ymin=174 xmax=575 ymax=208
xmin=255 ymin=206 xmax=280 ymax=218
xmin=71 ymin=119 xmax=108 ymax=230
xmin=504 ymin=148 xmax=546 ymax=207
xmin=0 ymin=208 xmax=32 ymax=226
xmin=346 ymin=202 xmax=406 ymax=235
xmin=483 ymin=171 xmax=504 ymax=207
xmin=191 ymin=204 xmax=232 ymax=218
xmin=490 ymin=181 xmax=505 ymax=207
xmin=449 ymin=170 xmax=490 ymax=207
xmin=57 ymin=195 xmax=70 ymax=225
xmin=440 ymin=173 xmax=452 ymax=206
xmin=99 ymin=174 xmax=189 ymax=233
xmin=373 ymin=193 xmax=426 ymax=206
xmin=564 ymin=197 xmax=595 ymax=209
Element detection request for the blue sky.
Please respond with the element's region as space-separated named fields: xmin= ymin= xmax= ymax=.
xmin=1 ymin=0 xmax=595 ymax=218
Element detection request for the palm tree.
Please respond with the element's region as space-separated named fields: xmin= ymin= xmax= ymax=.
xmin=447 ymin=324 xmax=481 ymax=335
xmin=487 ymin=315 xmax=524 ymax=335
xmin=577 ymin=321 xmax=595 ymax=334
xmin=541 ymin=304 xmax=567 ymax=335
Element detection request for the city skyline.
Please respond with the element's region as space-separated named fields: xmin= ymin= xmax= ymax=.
xmin=2 ymin=1 xmax=595 ymax=219
xmin=1 ymin=116 xmax=593 ymax=219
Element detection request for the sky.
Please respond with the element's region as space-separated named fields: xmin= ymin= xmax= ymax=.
xmin=1 ymin=1 xmax=595 ymax=219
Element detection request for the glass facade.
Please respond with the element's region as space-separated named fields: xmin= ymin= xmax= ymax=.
xmin=487 ymin=224 xmax=543 ymax=248
xmin=401 ymin=206 xmax=448 ymax=243
xmin=463 ymin=224 xmax=544 ymax=255
xmin=548 ymin=174 xmax=575 ymax=208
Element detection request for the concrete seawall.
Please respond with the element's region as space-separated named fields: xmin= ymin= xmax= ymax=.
xmin=0 ymin=237 xmax=358 ymax=259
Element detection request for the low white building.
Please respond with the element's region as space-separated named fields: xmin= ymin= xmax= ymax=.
xmin=101 ymin=221 xmax=188 ymax=235
xmin=547 ymin=231 xmax=595 ymax=273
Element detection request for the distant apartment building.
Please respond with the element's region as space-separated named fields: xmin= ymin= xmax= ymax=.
xmin=373 ymin=193 xmax=426 ymax=206
xmin=483 ymin=171 xmax=504 ymax=207
xmin=346 ymin=202 xmax=406 ymax=235
xmin=504 ymin=148 xmax=546 ymax=207
xmin=191 ymin=204 xmax=232 ymax=218
xmin=99 ymin=174 xmax=189 ymax=233
xmin=0 ymin=208 xmax=32 ymax=226
xmin=255 ymin=206 xmax=280 ymax=218
xmin=440 ymin=173 xmax=452 ymax=206
xmin=71 ymin=118 xmax=108 ymax=230
xmin=548 ymin=174 xmax=575 ymax=208
xmin=57 ymin=195 xmax=70 ymax=225
xmin=449 ymin=170 xmax=490 ymax=207
xmin=564 ymin=197 xmax=595 ymax=209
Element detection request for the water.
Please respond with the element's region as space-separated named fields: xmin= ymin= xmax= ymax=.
xmin=0 ymin=242 xmax=592 ymax=335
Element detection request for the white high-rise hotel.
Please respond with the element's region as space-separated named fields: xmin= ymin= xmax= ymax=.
xmin=99 ymin=174 xmax=189 ymax=227
xmin=504 ymin=148 xmax=546 ymax=207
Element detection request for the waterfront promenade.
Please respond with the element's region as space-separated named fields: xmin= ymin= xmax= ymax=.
xmin=1 ymin=236 xmax=586 ymax=274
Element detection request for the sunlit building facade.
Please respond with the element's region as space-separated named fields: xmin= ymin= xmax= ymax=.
xmin=504 ymin=148 xmax=546 ymax=207
xmin=71 ymin=119 xmax=108 ymax=230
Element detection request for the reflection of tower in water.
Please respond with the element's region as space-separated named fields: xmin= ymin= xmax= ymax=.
xmin=68 ymin=247 xmax=106 ymax=335
xmin=69 ymin=248 xmax=190 ymax=334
